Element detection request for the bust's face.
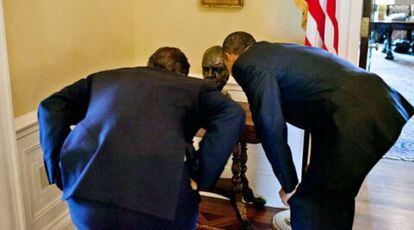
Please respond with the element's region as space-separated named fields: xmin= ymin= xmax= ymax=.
xmin=202 ymin=46 xmax=230 ymax=91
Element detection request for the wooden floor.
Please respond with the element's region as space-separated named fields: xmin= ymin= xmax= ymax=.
xmin=353 ymin=159 xmax=414 ymax=230
xmin=199 ymin=159 xmax=414 ymax=230
xmin=198 ymin=196 xmax=283 ymax=229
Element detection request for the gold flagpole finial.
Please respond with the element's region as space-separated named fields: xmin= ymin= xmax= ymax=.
xmin=295 ymin=0 xmax=309 ymax=30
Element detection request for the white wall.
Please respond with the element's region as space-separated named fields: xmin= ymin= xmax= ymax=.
xmin=133 ymin=0 xmax=305 ymax=73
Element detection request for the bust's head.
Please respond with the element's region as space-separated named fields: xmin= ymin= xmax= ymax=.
xmin=202 ymin=46 xmax=229 ymax=91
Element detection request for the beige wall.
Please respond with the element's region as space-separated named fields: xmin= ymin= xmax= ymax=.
xmin=4 ymin=0 xmax=304 ymax=116
xmin=4 ymin=0 xmax=135 ymax=116
xmin=133 ymin=0 xmax=304 ymax=73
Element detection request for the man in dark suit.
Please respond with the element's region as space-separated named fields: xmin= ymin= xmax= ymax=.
xmin=38 ymin=47 xmax=245 ymax=229
xmin=222 ymin=32 xmax=414 ymax=229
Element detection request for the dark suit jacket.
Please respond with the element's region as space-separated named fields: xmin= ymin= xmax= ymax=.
xmin=232 ymin=42 xmax=414 ymax=193
xmin=38 ymin=67 xmax=245 ymax=220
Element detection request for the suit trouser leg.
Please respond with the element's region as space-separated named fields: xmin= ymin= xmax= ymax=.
xmin=67 ymin=170 xmax=200 ymax=229
xmin=289 ymin=126 xmax=383 ymax=230
xmin=67 ymin=196 xmax=199 ymax=230
xmin=289 ymin=171 xmax=356 ymax=230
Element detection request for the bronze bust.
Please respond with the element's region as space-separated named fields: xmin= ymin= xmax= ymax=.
xmin=202 ymin=46 xmax=230 ymax=92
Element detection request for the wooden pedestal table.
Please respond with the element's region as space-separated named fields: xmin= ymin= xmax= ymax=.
xmin=198 ymin=102 xmax=266 ymax=230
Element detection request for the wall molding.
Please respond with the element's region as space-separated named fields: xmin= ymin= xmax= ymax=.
xmin=14 ymin=113 xmax=72 ymax=229
xmin=15 ymin=111 xmax=38 ymax=138
xmin=190 ymin=72 xmax=248 ymax=102
xmin=44 ymin=210 xmax=71 ymax=230
xmin=22 ymin=143 xmax=60 ymax=222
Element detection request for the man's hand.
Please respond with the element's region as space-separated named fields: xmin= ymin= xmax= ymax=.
xmin=279 ymin=188 xmax=296 ymax=207
xmin=190 ymin=179 xmax=198 ymax=190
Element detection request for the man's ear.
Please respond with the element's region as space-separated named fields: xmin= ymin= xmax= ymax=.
xmin=224 ymin=52 xmax=231 ymax=62
xmin=224 ymin=52 xmax=234 ymax=72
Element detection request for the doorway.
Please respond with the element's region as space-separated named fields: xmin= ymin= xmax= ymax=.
xmin=362 ymin=0 xmax=414 ymax=161
xmin=352 ymin=1 xmax=414 ymax=228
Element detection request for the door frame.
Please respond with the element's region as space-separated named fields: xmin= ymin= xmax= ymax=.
xmin=0 ymin=0 xmax=26 ymax=229
xmin=358 ymin=0 xmax=374 ymax=69
xmin=338 ymin=0 xmax=365 ymax=66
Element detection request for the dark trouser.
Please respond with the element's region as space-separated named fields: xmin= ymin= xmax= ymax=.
xmin=289 ymin=172 xmax=356 ymax=230
xmin=289 ymin=114 xmax=387 ymax=230
xmin=67 ymin=170 xmax=200 ymax=230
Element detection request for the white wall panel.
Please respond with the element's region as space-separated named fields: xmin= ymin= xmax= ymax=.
xmin=15 ymin=112 xmax=72 ymax=230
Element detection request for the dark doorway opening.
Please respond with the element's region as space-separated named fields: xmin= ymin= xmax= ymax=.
xmin=360 ymin=0 xmax=414 ymax=160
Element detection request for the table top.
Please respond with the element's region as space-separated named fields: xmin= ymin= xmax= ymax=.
xmin=196 ymin=102 xmax=260 ymax=144
xmin=371 ymin=20 xmax=414 ymax=29
xmin=239 ymin=102 xmax=260 ymax=143
xmin=371 ymin=20 xmax=414 ymax=24
xmin=239 ymin=102 xmax=253 ymax=126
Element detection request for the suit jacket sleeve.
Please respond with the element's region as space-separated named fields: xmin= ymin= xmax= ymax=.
xmin=38 ymin=77 xmax=91 ymax=189
xmin=234 ymin=64 xmax=298 ymax=193
xmin=197 ymin=85 xmax=245 ymax=190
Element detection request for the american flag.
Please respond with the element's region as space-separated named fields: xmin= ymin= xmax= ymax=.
xmin=295 ymin=0 xmax=339 ymax=55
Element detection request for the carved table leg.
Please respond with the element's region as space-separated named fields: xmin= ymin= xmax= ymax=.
xmin=239 ymin=141 xmax=266 ymax=208
xmin=231 ymin=143 xmax=252 ymax=230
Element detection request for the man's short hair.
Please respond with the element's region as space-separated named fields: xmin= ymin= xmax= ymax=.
xmin=147 ymin=47 xmax=190 ymax=75
xmin=222 ymin=31 xmax=256 ymax=55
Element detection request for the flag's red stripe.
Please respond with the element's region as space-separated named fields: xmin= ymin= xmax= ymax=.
xmin=306 ymin=0 xmax=326 ymax=43
xmin=305 ymin=37 xmax=311 ymax=47
xmin=326 ymin=0 xmax=339 ymax=52
xmin=322 ymin=43 xmax=328 ymax=51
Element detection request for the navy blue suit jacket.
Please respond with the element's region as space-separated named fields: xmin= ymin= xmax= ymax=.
xmin=38 ymin=67 xmax=245 ymax=220
xmin=232 ymin=42 xmax=414 ymax=193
